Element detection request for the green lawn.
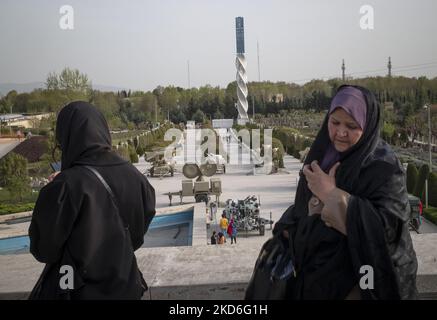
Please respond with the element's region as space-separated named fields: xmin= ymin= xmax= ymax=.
xmin=0 ymin=203 xmax=35 ymax=215
xmin=424 ymin=206 xmax=437 ymax=225
xmin=0 ymin=188 xmax=38 ymax=215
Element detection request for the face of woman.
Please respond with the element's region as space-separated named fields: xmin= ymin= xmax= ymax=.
xmin=328 ymin=108 xmax=364 ymax=152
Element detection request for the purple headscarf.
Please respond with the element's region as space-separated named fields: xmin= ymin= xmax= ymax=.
xmin=329 ymin=86 xmax=367 ymax=130
xmin=320 ymin=86 xmax=367 ymax=172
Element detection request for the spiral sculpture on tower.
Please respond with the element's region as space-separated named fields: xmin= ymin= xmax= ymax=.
xmin=236 ymin=54 xmax=249 ymax=120
xmin=235 ymin=17 xmax=249 ymax=123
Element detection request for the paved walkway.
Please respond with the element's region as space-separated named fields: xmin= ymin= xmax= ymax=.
xmin=141 ymin=155 xmax=302 ymax=248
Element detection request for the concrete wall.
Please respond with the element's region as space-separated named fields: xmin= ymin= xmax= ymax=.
xmin=1 ymin=233 xmax=437 ymax=300
xmin=1 ymin=203 xmax=436 ymax=300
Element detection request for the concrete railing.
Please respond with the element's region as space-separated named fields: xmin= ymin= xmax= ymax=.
xmin=1 ymin=231 xmax=437 ymax=300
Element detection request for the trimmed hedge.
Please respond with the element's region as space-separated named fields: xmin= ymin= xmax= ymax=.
xmin=273 ymin=127 xmax=313 ymax=159
xmin=413 ymin=164 xmax=429 ymax=200
xmin=114 ymin=145 xmax=130 ymax=161
xmin=428 ymin=172 xmax=437 ymax=208
xmin=271 ymin=137 xmax=285 ymax=168
xmin=129 ymin=146 xmax=139 ymax=163
xmin=0 ymin=203 xmax=35 ymax=215
xmin=406 ymin=163 xmax=418 ymax=194
xmin=423 ymin=206 xmax=437 ymax=226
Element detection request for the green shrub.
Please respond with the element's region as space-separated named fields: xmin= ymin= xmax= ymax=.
xmin=272 ymin=138 xmax=285 ymax=168
xmin=406 ymin=163 xmax=418 ymax=194
xmin=423 ymin=206 xmax=437 ymax=226
xmin=292 ymin=149 xmax=301 ymax=159
xmin=136 ymin=146 xmax=145 ymax=158
xmin=1 ymin=127 xmax=11 ymax=135
xmin=0 ymin=203 xmax=35 ymax=215
xmin=129 ymin=146 xmax=139 ymax=163
xmin=139 ymin=135 xmax=147 ymax=149
xmin=0 ymin=153 xmax=30 ymax=201
xmin=413 ymin=164 xmax=429 ymax=199
xmin=273 ymin=127 xmax=314 ymax=158
xmin=287 ymin=144 xmax=295 ymax=156
xmin=303 ymin=138 xmax=313 ymax=149
xmin=428 ymin=172 xmax=437 ymax=207
xmin=114 ymin=145 xmax=130 ymax=161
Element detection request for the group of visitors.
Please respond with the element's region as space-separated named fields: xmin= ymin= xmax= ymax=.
xmin=210 ymin=213 xmax=238 ymax=245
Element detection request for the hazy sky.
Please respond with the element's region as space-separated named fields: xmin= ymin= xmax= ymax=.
xmin=1 ymin=0 xmax=437 ymax=91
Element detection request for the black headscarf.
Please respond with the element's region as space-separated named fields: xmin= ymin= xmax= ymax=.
xmin=56 ymin=101 xmax=127 ymax=170
xmin=275 ymin=85 xmax=417 ymax=299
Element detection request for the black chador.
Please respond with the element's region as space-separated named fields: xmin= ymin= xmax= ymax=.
xmin=29 ymin=101 xmax=156 ymax=299
xmin=274 ymin=86 xmax=418 ymax=300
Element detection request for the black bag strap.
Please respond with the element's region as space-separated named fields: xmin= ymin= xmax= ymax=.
xmin=83 ymin=166 xmax=148 ymax=293
xmin=84 ymin=166 xmax=116 ymax=203
xmin=83 ymin=166 xmax=126 ymax=228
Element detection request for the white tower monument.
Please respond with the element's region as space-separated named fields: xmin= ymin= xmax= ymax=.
xmin=235 ymin=17 xmax=249 ymax=125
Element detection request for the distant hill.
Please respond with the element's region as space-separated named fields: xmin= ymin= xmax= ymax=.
xmin=0 ymin=82 xmax=129 ymax=96
xmin=0 ymin=82 xmax=45 ymax=95
xmin=93 ymin=84 xmax=129 ymax=92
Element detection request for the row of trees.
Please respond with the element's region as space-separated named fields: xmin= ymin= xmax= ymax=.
xmin=1 ymin=68 xmax=436 ymax=132
xmin=114 ymin=123 xmax=173 ymax=163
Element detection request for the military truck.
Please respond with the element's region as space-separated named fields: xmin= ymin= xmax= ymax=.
xmin=163 ymin=163 xmax=222 ymax=205
xmin=146 ymin=153 xmax=175 ymax=178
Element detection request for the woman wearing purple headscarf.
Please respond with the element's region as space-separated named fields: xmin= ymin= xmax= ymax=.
xmin=303 ymin=86 xmax=369 ymax=236
xmin=247 ymin=85 xmax=418 ymax=300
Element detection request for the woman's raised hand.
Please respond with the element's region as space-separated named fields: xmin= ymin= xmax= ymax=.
xmin=303 ymin=161 xmax=340 ymax=203
xmin=48 ymin=171 xmax=60 ymax=182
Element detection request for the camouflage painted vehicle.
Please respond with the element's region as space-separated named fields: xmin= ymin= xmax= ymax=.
xmin=146 ymin=153 xmax=175 ymax=177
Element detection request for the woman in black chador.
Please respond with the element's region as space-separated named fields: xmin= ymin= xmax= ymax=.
xmin=274 ymin=85 xmax=418 ymax=299
xmin=29 ymin=101 xmax=156 ymax=299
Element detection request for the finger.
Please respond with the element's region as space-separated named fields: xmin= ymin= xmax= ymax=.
xmin=303 ymin=165 xmax=314 ymax=177
xmin=310 ymin=161 xmax=323 ymax=174
xmin=328 ymin=162 xmax=340 ymax=177
xmin=305 ymin=175 xmax=315 ymax=187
